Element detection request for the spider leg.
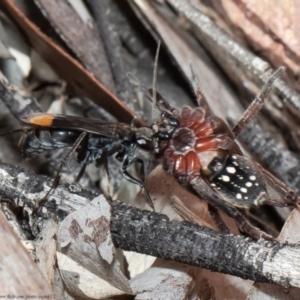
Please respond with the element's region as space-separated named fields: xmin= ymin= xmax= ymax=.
xmin=189 ymin=176 xmax=275 ymax=241
xmin=255 ymin=163 xmax=300 ymax=206
xmin=207 ymin=204 xmax=230 ymax=233
xmin=232 ymin=67 xmax=285 ymax=139
xmin=194 ymin=134 xmax=241 ymax=154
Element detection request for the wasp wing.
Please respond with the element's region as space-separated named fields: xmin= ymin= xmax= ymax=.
xmin=21 ymin=114 xmax=132 ymax=138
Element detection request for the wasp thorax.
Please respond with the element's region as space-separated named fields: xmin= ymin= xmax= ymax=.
xmin=172 ymin=128 xmax=195 ymax=152
xmin=135 ymin=127 xmax=154 ymax=151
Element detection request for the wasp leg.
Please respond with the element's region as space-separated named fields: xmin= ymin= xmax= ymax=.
xmin=255 ymin=163 xmax=300 ymax=206
xmin=96 ymin=152 xmax=115 ymax=199
xmin=125 ymin=157 xmax=147 ymax=184
xmin=121 ymin=154 xmax=155 ymax=211
xmin=33 ymin=131 xmax=88 ymax=214
xmin=232 ymin=67 xmax=285 ymax=139
xmin=207 ymin=205 xmax=230 ymax=233
xmin=96 ymin=151 xmax=110 ymax=178
xmin=189 ymin=176 xmax=275 ymax=241
xmin=74 ymin=134 xmax=90 ymax=183
xmin=75 ymin=163 xmax=87 ymax=183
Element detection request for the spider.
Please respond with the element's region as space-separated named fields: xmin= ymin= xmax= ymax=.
xmin=130 ymin=66 xmax=299 ymax=241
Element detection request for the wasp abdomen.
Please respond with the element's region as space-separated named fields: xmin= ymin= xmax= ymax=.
xmin=21 ymin=129 xmax=81 ymax=157
xmin=206 ymin=153 xmax=268 ymax=207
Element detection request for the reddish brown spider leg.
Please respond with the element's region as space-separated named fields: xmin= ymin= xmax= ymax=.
xmin=255 ymin=164 xmax=300 ymax=206
xmin=207 ymin=204 xmax=230 ymax=233
xmin=189 ymin=176 xmax=275 ymax=241
xmin=195 ymin=134 xmax=240 ymax=154
xmin=232 ymin=67 xmax=285 ymax=139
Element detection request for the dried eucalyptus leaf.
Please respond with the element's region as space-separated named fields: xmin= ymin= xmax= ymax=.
xmin=57 ymin=252 xmax=126 ymax=299
xmin=130 ymin=259 xmax=194 ymax=299
xmin=57 ymin=194 xmax=132 ymax=294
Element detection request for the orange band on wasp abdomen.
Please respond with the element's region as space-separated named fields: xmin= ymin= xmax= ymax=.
xmin=29 ymin=114 xmax=55 ymax=126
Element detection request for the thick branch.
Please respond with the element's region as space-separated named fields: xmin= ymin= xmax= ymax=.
xmin=0 ymin=159 xmax=300 ymax=287
xmin=111 ymin=201 xmax=300 ymax=288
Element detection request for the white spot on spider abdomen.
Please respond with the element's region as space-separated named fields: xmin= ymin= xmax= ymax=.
xmin=226 ymin=166 xmax=236 ymax=174
xmin=206 ymin=153 xmax=268 ymax=207
xmin=221 ymin=175 xmax=230 ymax=182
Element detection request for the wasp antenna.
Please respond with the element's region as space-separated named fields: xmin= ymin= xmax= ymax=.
xmin=152 ymin=40 xmax=161 ymax=122
xmin=190 ymin=64 xmax=201 ymax=93
xmin=190 ymin=64 xmax=198 ymax=87
xmin=148 ymin=88 xmax=178 ymax=114
xmin=190 ymin=64 xmax=210 ymax=109
xmin=127 ymin=72 xmax=152 ymax=102
xmin=0 ymin=128 xmax=27 ymax=137
xmin=127 ymin=72 xmax=140 ymax=86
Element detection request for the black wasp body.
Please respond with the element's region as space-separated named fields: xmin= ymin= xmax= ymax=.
xmin=21 ymin=114 xmax=155 ymax=209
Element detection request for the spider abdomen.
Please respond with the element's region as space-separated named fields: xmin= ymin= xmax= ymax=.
xmin=205 ymin=153 xmax=268 ymax=207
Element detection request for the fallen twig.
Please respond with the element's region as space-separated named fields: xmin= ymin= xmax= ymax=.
xmin=0 ymin=159 xmax=300 ymax=288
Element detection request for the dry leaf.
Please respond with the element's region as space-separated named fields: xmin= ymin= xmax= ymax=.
xmin=57 ymin=195 xmax=133 ymax=295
